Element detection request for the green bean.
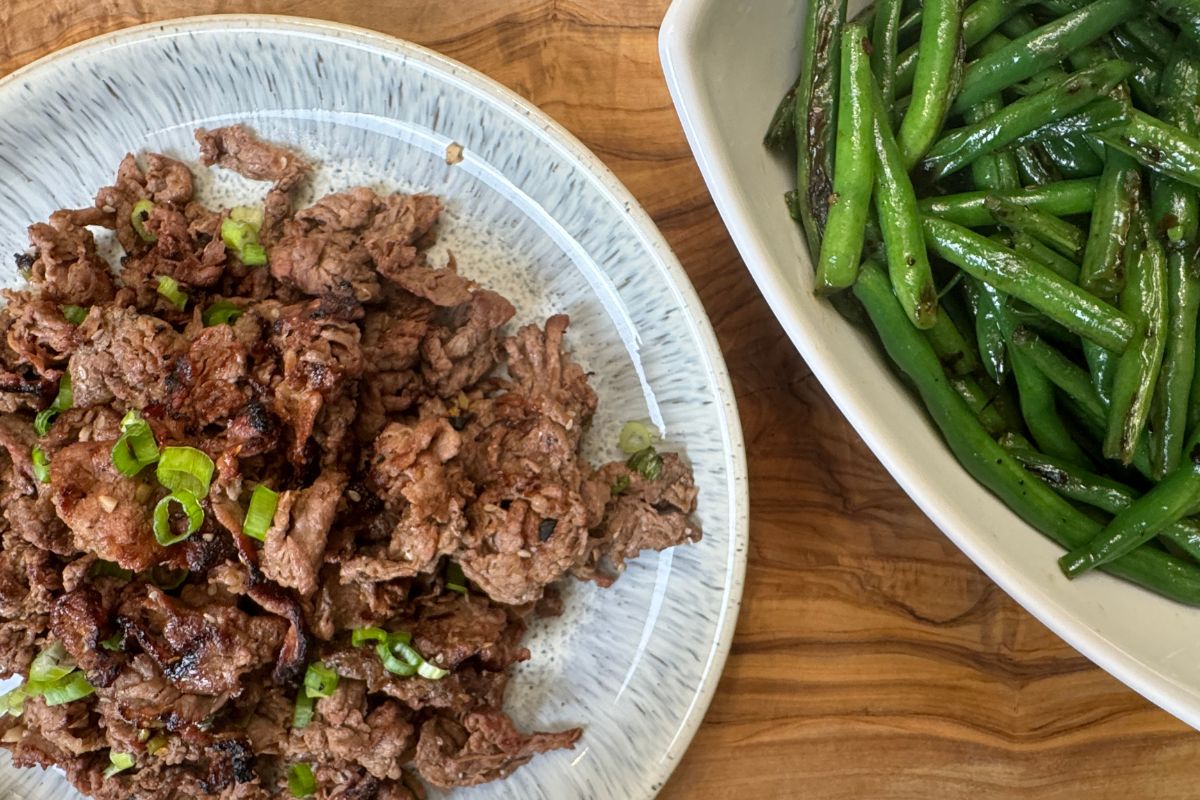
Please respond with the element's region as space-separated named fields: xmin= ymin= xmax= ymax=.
xmin=950 ymin=0 xmax=1139 ymax=115
xmin=1060 ymin=455 xmax=1200 ymax=576
xmin=1078 ymin=148 xmax=1141 ymax=298
xmin=1107 ymin=30 xmax=1163 ymax=112
xmin=1004 ymin=435 xmax=1200 ymax=562
xmin=923 ymin=217 xmax=1135 ymax=352
xmin=1148 ymin=46 xmax=1200 ymax=478
xmin=923 ymin=59 xmax=1134 ymax=181
xmin=1013 ymin=143 xmax=1062 ymax=186
xmin=1040 ymin=136 xmax=1107 ymax=179
xmin=871 ymin=76 xmax=939 ymax=328
xmin=853 ymin=259 xmax=1200 ymax=605
xmin=871 ymin=0 xmax=905 ymax=120
xmin=962 ymin=34 xmax=1022 ymax=192
xmin=897 ymin=0 xmax=964 ymax=168
xmin=898 ymin=6 xmax=923 ymax=48
xmin=924 ymin=309 xmax=982 ymax=377
xmin=1011 ymin=327 xmax=1107 ymax=423
xmin=1011 ymin=233 xmax=1082 ymax=283
xmin=965 ymin=278 xmax=1008 ymax=384
xmin=1096 ymin=109 xmax=1200 ymax=191
xmin=1014 ymin=97 xmax=1130 ymax=144
xmin=765 ymin=76 xmax=801 ymax=153
xmin=816 ymin=24 xmax=875 ymax=293
xmin=1104 ymin=219 xmax=1168 ymax=463
xmin=1084 ymin=341 xmax=1117 ymax=406
xmin=795 ymin=0 xmax=847 ymax=257
xmin=895 ymin=0 xmax=1035 ymax=96
xmin=1119 ymin=19 xmax=1174 ymax=64
xmin=918 ymin=179 xmax=1098 ymax=226
xmin=1037 ymin=0 xmax=1089 ymax=13
xmin=985 ymin=197 xmax=1086 ymax=259
xmin=1151 ymin=0 xmax=1200 ymax=45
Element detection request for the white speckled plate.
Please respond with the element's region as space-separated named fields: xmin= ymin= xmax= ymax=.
xmin=0 ymin=15 xmax=747 ymax=800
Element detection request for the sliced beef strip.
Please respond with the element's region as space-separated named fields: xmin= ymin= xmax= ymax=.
xmin=92 ymin=653 xmax=230 ymax=735
xmin=323 ymin=648 xmax=509 ymax=714
xmin=14 ymin=694 xmax=107 ymax=757
xmin=26 ymin=210 xmax=117 ymax=307
xmin=6 ymin=491 xmax=76 ymax=555
xmin=197 ymin=125 xmax=310 ymax=193
xmin=168 ymin=323 xmax=252 ymax=426
xmin=49 ymin=441 xmax=162 ymax=572
xmin=287 ymin=679 xmax=414 ymax=781
xmin=50 ymin=585 xmax=123 ymax=686
xmin=409 ymin=594 xmax=529 ymax=672
xmin=503 ymin=315 xmax=597 ymax=444
xmin=420 ymin=290 xmax=514 ymax=399
xmin=93 ymin=153 xmax=148 ymax=253
xmin=412 ymin=709 xmax=580 ymax=789
xmin=577 ymin=453 xmax=701 ymax=580
xmin=68 ymin=305 xmax=185 ymax=409
xmin=2 ymin=290 xmax=79 ymax=377
xmin=0 ymin=412 xmax=39 ymax=495
xmin=270 ymin=188 xmax=381 ymax=302
xmin=261 ymin=470 xmax=346 ymax=597
xmin=117 ymin=585 xmax=286 ymax=696
xmin=144 ymin=153 xmax=196 ymax=206
xmin=306 ymin=566 xmax=410 ymax=641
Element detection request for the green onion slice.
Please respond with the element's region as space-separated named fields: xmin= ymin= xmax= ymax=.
xmin=611 ymin=474 xmax=630 ymax=496
xmin=303 ymin=662 xmax=339 ymax=699
xmin=626 ymin=447 xmax=663 ymax=481
xmin=243 ymin=485 xmax=279 ymax=542
xmin=152 ymin=491 xmax=204 ymax=547
xmin=99 ymin=633 xmax=123 ymax=652
xmin=30 ymin=642 xmax=75 ymax=683
xmin=374 ymin=641 xmax=417 ymax=677
xmin=61 ymin=305 xmax=87 ymax=325
xmin=350 ymin=627 xmax=389 ymax=647
xmin=40 ymin=671 xmax=95 ymax=706
xmin=31 ymin=446 xmax=50 ymax=483
xmin=155 ymin=446 xmax=215 ymax=497
xmin=230 ymin=206 xmax=265 ymax=228
xmin=0 ymin=684 xmax=26 ymax=718
xmin=287 ymin=763 xmax=316 ymax=797
xmin=90 ymin=560 xmax=133 ymax=581
xmin=103 ymin=751 xmax=135 ymax=779
xmin=34 ymin=374 xmax=72 ymax=436
xmin=131 ymin=199 xmax=156 ymax=243
xmin=202 ymin=300 xmax=244 ymax=327
xmin=146 ymin=566 xmax=189 ymax=590
xmin=156 ymin=275 xmax=188 ymax=311
xmin=389 ymin=634 xmax=448 ymax=680
xmin=146 ymin=735 xmax=168 ymax=755
xmin=618 ymin=421 xmax=658 ymax=455
xmin=291 ymin=690 xmax=315 ymax=730
xmin=445 ymin=561 xmax=468 ymax=596
xmin=221 ymin=218 xmax=268 ymax=265
xmin=111 ymin=410 xmax=160 ymax=477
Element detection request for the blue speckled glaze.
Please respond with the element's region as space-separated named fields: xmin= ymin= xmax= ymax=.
xmin=0 ymin=16 xmax=748 ymax=800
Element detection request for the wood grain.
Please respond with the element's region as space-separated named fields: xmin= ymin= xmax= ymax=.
xmin=4 ymin=2 xmax=1200 ymax=797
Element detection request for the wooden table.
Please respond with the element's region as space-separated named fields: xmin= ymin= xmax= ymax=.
xmin=4 ymin=2 xmax=1199 ymax=797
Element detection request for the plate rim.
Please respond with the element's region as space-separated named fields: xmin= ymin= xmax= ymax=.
xmin=0 ymin=13 xmax=751 ymax=798
xmin=659 ymin=0 xmax=1200 ymax=734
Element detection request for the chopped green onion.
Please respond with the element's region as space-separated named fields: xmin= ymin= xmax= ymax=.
xmin=89 ymin=560 xmax=133 ymax=581
xmin=34 ymin=374 xmax=72 ymax=436
xmin=618 ymin=421 xmax=658 ymax=455
xmin=99 ymin=633 xmax=123 ymax=652
xmin=221 ymin=218 xmax=268 ymax=266
xmin=374 ymin=641 xmax=417 ymax=677
xmin=445 ymin=561 xmax=468 ymax=596
xmin=156 ymin=446 xmax=215 ymax=497
xmin=611 ymin=474 xmax=630 ymax=496
xmin=230 ymin=206 xmax=265 ymax=228
xmin=287 ymin=763 xmax=316 ymax=797
xmin=156 ymin=275 xmax=188 ymax=311
xmin=291 ymin=689 xmax=314 ymax=730
xmin=303 ymin=662 xmax=339 ymax=699
xmin=240 ymin=243 xmax=268 ymax=266
xmin=0 ymin=684 xmax=26 ymax=718
xmin=31 ymin=446 xmax=49 ymax=483
xmin=111 ymin=410 xmax=159 ymax=477
xmin=202 ymin=300 xmax=244 ymax=327
xmin=350 ymin=627 xmax=389 ymax=647
xmin=103 ymin=751 xmax=135 ymax=779
xmin=146 ymin=735 xmax=168 ymax=755
xmin=626 ymin=448 xmax=662 ymax=481
xmin=152 ymin=491 xmax=204 ymax=547
xmin=61 ymin=305 xmax=87 ymax=325
xmin=40 ymin=671 xmax=94 ymax=706
xmin=243 ymin=485 xmax=279 ymax=542
xmin=389 ymin=634 xmax=448 ymax=680
xmin=131 ymin=199 xmax=156 ymax=243
xmin=30 ymin=642 xmax=75 ymax=683
xmin=1169 ymin=225 xmax=1185 ymax=243
xmin=146 ymin=566 xmax=189 ymax=590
